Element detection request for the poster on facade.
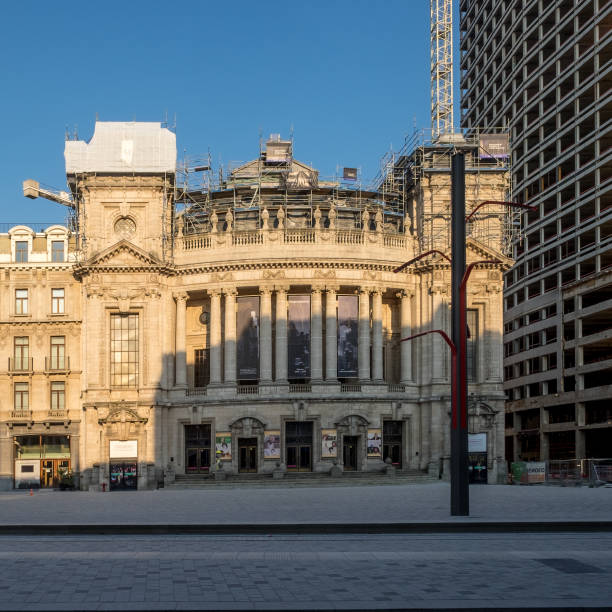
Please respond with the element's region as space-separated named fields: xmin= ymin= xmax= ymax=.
xmin=479 ymin=134 xmax=509 ymax=159
xmin=264 ymin=431 xmax=281 ymax=460
xmin=367 ymin=429 xmax=382 ymax=457
xmin=215 ymin=433 xmax=232 ymax=461
xmin=321 ymin=429 xmax=337 ymax=458
xmin=236 ymin=296 xmax=259 ymax=379
xmin=468 ymin=433 xmax=487 ymax=453
xmin=288 ymin=295 xmax=311 ymax=379
xmin=337 ymin=295 xmax=358 ymax=377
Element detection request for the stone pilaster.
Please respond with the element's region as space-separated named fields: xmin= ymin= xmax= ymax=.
xmin=259 ymin=288 xmax=272 ymax=382
xmin=325 ymin=286 xmax=338 ymax=381
xmin=371 ymin=289 xmax=383 ymax=381
xmin=358 ymin=287 xmax=371 ymax=381
xmin=311 ymin=287 xmax=323 ymax=381
xmin=398 ymin=289 xmax=414 ymax=384
xmin=208 ymin=290 xmax=222 ymax=384
xmin=174 ymin=292 xmax=188 ymax=387
xmin=275 ymin=288 xmax=288 ymax=382
xmin=224 ymin=289 xmax=237 ymax=385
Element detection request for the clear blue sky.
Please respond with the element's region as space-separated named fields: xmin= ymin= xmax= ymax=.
xmin=0 ymin=0 xmax=450 ymax=226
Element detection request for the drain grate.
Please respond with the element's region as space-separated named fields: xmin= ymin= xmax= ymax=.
xmin=535 ymin=558 xmax=604 ymax=574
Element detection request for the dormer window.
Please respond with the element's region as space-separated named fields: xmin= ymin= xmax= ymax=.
xmin=51 ymin=241 xmax=65 ymax=262
xmin=15 ymin=241 xmax=28 ymax=263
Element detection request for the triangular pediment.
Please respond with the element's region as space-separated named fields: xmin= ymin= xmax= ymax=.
xmin=466 ymin=237 xmax=513 ymax=267
xmin=85 ymin=240 xmax=164 ymax=269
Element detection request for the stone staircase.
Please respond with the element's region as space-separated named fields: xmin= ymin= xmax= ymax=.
xmin=166 ymin=469 xmax=436 ymax=489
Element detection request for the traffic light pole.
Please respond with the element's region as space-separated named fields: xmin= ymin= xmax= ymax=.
xmin=451 ymin=152 xmax=469 ymax=516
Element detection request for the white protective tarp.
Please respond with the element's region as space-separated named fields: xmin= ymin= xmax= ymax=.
xmin=65 ymin=122 xmax=176 ymax=174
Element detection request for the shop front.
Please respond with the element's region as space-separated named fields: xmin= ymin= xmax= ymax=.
xmin=109 ymin=440 xmax=138 ymax=491
xmin=14 ymin=435 xmax=71 ymax=489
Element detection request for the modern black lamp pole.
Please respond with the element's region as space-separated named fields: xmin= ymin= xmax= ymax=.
xmin=451 ymin=152 xmax=469 ymax=516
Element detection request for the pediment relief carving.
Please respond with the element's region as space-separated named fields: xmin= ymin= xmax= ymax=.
xmin=98 ymin=405 xmax=148 ymax=426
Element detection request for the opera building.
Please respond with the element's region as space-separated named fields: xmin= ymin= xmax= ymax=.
xmin=0 ymin=122 xmax=511 ymax=490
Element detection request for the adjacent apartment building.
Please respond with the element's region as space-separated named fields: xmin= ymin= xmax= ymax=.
xmin=460 ymin=0 xmax=612 ymax=463
xmin=0 ymin=121 xmax=511 ymax=490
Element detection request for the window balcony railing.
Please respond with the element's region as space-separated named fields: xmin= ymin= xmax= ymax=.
xmin=289 ymin=383 xmax=312 ymax=393
xmin=48 ymin=409 xmax=67 ymax=418
xmin=340 ymin=383 xmax=362 ymax=393
xmin=8 ymin=357 xmax=33 ymax=373
xmin=186 ymin=387 xmax=207 ymax=397
xmin=387 ymin=383 xmax=406 ymax=393
xmin=45 ymin=356 xmax=70 ymax=373
xmin=237 ymin=385 xmax=259 ymax=395
xmin=10 ymin=410 xmax=32 ymax=420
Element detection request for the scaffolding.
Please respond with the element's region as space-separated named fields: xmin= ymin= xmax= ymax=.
xmin=373 ymin=127 xmax=517 ymax=258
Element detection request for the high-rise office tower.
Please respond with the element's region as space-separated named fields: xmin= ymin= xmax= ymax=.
xmin=460 ymin=0 xmax=611 ymax=466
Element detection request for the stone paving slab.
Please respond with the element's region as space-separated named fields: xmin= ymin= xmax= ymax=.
xmin=1 ymin=483 xmax=611 ymax=526
xmin=0 ymin=533 xmax=610 ymax=611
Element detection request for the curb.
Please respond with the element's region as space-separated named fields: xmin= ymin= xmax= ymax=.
xmin=1 ymin=521 xmax=612 ymax=535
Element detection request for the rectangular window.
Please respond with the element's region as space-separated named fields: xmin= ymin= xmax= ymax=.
xmin=51 ymin=288 xmax=65 ymax=314
xmin=50 ymin=336 xmax=65 ymax=370
xmin=467 ymin=309 xmax=478 ymax=382
xmin=194 ymin=349 xmax=210 ymax=387
xmin=110 ymin=313 xmax=139 ymax=387
xmin=14 ymin=337 xmax=29 ymax=371
xmin=51 ymin=241 xmax=65 ymax=262
xmin=15 ymin=241 xmax=28 ymax=263
xmin=14 ymin=382 xmax=29 ymax=412
xmin=15 ymin=289 xmax=28 ymax=315
xmin=50 ymin=382 xmax=65 ymax=412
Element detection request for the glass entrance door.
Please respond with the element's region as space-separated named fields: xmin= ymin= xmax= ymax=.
xmin=285 ymin=421 xmax=313 ymax=472
xmin=40 ymin=459 xmax=71 ymax=488
xmin=110 ymin=462 xmax=138 ymax=490
xmin=343 ymin=436 xmax=358 ymax=470
xmin=383 ymin=420 xmax=403 ymax=468
xmin=238 ymin=438 xmax=257 ymax=473
xmin=185 ymin=425 xmax=212 ymax=473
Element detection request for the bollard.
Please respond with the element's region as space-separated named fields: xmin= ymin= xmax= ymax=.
xmin=102 ymin=482 xmax=106 ymax=493
xmin=29 ymin=488 xmax=33 ymax=496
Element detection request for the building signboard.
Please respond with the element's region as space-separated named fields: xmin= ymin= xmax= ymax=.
xmin=287 ymin=295 xmax=311 ymax=379
xmin=264 ymin=431 xmax=280 ymax=460
xmin=479 ymin=134 xmax=509 ymax=159
xmin=109 ymin=440 xmax=137 ymax=459
xmin=468 ymin=433 xmax=487 ymax=453
xmin=337 ymin=295 xmax=358 ymax=377
xmin=236 ymin=296 xmax=259 ymax=379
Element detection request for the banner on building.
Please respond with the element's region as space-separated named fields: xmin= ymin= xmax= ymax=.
xmin=367 ymin=429 xmax=382 ymax=457
xmin=321 ymin=429 xmax=337 ymax=458
xmin=288 ymin=295 xmax=311 ymax=379
xmin=264 ymin=431 xmax=281 ymax=460
xmin=215 ymin=433 xmax=232 ymax=461
xmin=479 ymin=134 xmax=509 ymax=159
xmin=236 ymin=296 xmax=259 ymax=379
xmin=337 ymin=295 xmax=358 ymax=377
xmin=109 ymin=440 xmax=138 ymax=459
xmin=468 ymin=433 xmax=487 ymax=453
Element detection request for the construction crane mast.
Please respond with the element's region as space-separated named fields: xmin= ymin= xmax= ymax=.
xmin=430 ymin=0 xmax=454 ymax=139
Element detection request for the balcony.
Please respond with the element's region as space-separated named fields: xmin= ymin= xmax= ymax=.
xmin=9 ymin=410 xmax=32 ymax=420
xmin=47 ymin=409 xmax=67 ymax=419
xmin=8 ymin=357 xmax=33 ymax=375
xmin=44 ymin=356 xmax=71 ymax=374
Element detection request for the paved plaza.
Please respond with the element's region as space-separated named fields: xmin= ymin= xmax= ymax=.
xmin=0 ymin=482 xmax=611 ymax=526
xmin=1 ymin=484 xmax=611 ymax=610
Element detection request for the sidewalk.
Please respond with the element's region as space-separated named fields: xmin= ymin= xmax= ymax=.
xmin=1 ymin=482 xmax=610 ymax=529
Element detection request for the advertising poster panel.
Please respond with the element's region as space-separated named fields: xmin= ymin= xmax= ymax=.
xmin=321 ymin=429 xmax=337 ymax=458
xmin=479 ymin=133 xmax=509 ymax=159
xmin=288 ymin=295 xmax=311 ymax=379
xmin=264 ymin=431 xmax=281 ymax=460
xmin=236 ymin=296 xmax=259 ymax=380
xmin=215 ymin=433 xmax=232 ymax=461
xmin=367 ymin=429 xmax=382 ymax=457
xmin=337 ymin=295 xmax=358 ymax=377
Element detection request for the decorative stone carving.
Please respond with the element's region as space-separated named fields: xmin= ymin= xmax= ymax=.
xmin=263 ymin=269 xmax=285 ymax=280
xmin=276 ymin=207 xmax=285 ymax=229
xmin=313 ymin=206 xmax=322 ymax=229
xmin=261 ymin=207 xmax=269 ymax=230
xmin=225 ymin=208 xmax=233 ymax=232
xmin=210 ymin=210 xmax=218 ymax=233
xmin=328 ymin=206 xmax=337 ymax=229
xmin=314 ymin=269 xmax=336 ymax=279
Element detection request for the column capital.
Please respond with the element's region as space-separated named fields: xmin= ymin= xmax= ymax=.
xmin=174 ymin=292 xmax=189 ymax=302
xmin=207 ymin=289 xmax=221 ymax=298
xmin=274 ymin=285 xmax=288 ymax=295
xmin=396 ymin=288 xmax=415 ymax=299
xmin=223 ymin=288 xmax=238 ymax=297
xmin=357 ymin=286 xmax=373 ymax=295
xmin=371 ymin=287 xmax=384 ymax=297
xmin=311 ymin=285 xmax=324 ymax=295
xmin=259 ymin=286 xmax=272 ymax=296
xmin=324 ymin=285 xmax=340 ymax=293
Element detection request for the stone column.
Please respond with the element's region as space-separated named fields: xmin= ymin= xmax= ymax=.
xmin=208 ymin=290 xmax=222 ymax=384
xmin=358 ymin=288 xmax=371 ymax=381
xmin=174 ymin=293 xmax=188 ymax=387
xmin=371 ymin=289 xmax=383 ymax=381
xmin=311 ymin=288 xmax=323 ymax=381
xmin=430 ymin=285 xmax=448 ymax=382
xmin=325 ymin=287 xmax=338 ymax=381
xmin=398 ymin=290 xmax=413 ymax=383
xmin=224 ymin=289 xmax=237 ymax=385
xmin=260 ymin=288 xmax=273 ymax=382
xmin=275 ymin=288 xmax=288 ymax=382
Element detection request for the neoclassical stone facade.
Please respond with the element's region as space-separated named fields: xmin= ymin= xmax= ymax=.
xmin=0 ymin=122 xmax=511 ymax=490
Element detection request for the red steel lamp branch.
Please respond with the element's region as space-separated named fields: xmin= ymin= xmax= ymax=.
xmin=393 ymin=250 xmax=452 ymax=273
xmin=465 ymin=200 xmax=537 ymax=223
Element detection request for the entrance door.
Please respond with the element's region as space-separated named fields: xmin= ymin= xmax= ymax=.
xmin=238 ymin=438 xmax=257 ymax=473
xmin=285 ymin=421 xmax=313 ymax=472
xmin=185 ymin=425 xmax=212 ymax=473
xmin=383 ymin=420 xmax=403 ymax=468
xmin=110 ymin=461 xmax=138 ymax=490
xmin=40 ymin=459 xmax=71 ymax=488
xmin=343 ymin=436 xmax=359 ymax=471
